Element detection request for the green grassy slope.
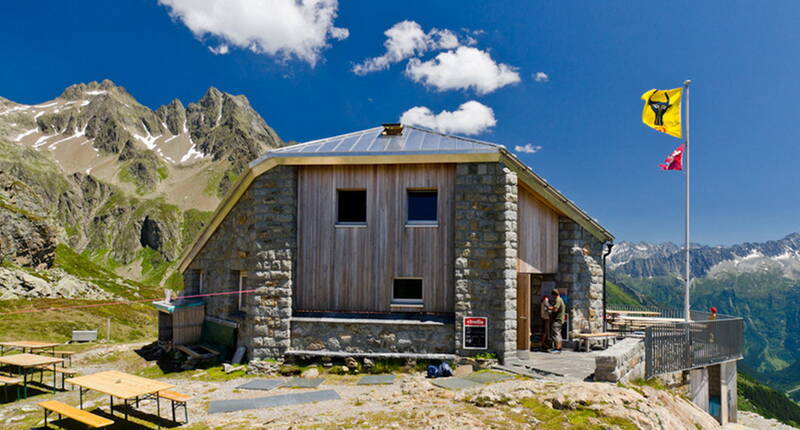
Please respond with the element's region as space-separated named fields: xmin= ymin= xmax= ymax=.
xmin=738 ymin=371 xmax=800 ymax=427
xmin=0 ymin=244 xmax=159 ymax=343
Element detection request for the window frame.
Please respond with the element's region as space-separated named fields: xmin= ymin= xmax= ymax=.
xmin=238 ymin=271 xmax=247 ymax=311
xmin=336 ymin=188 xmax=368 ymax=226
xmin=391 ymin=277 xmax=424 ymax=308
xmin=406 ymin=188 xmax=438 ymax=227
xmin=191 ymin=269 xmax=205 ymax=294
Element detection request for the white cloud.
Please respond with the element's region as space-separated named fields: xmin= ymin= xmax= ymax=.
xmin=533 ymin=72 xmax=549 ymax=82
xmin=159 ymin=0 xmax=348 ymax=66
xmin=400 ymin=101 xmax=496 ymax=135
xmin=514 ymin=144 xmax=542 ymax=154
xmin=352 ymin=21 xmax=468 ymax=75
xmin=405 ymin=46 xmax=520 ymax=95
xmin=209 ymin=44 xmax=229 ymax=55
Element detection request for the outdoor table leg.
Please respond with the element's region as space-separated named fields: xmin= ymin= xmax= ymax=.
xmin=52 ymin=363 xmax=56 ymax=394
xmin=157 ymin=393 xmax=161 ymax=430
xmin=79 ymin=387 xmax=84 ymax=408
xmin=22 ymin=366 xmax=27 ymax=399
xmin=124 ymin=399 xmax=128 ymax=420
xmin=110 ymin=395 xmax=113 ymax=416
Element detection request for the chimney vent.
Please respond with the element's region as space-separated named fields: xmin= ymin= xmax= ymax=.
xmin=382 ymin=123 xmax=403 ymax=136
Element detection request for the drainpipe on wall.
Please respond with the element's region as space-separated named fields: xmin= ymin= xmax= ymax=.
xmin=602 ymin=243 xmax=614 ymax=332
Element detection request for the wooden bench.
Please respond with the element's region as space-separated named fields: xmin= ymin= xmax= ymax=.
xmin=575 ymin=332 xmax=618 ymax=352
xmin=0 ymin=375 xmax=20 ymax=402
xmin=159 ymin=390 xmax=192 ymax=423
xmin=38 ymin=400 xmax=114 ymax=428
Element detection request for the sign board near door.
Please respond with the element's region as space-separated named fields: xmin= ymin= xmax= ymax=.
xmin=463 ymin=316 xmax=488 ymax=349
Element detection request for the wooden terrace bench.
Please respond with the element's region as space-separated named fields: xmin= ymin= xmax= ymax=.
xmin=38 ymin=400 xmax=114 ymax=428
xmin=574 ymin=332 xmax=618 ymax=352
xmin=159 ymin=389 xmax=192 ymax=423
xmin=0 ymin=375 xmax=20 ymax=401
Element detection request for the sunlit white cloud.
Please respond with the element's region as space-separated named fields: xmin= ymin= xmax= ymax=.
xmin=405 ymin=46 xmax=520 ymax=95
xmin=533 ymin=72 xmax=549 ymax=82
xmin=400 ymin=101 xmax=496 ymax=135
xmin=209 ymin=44 xmax=229 ymax=55
xmin=353 ymin=21 xmax=473 ymax=75
xmin=514 ymin=144 xmax=542 ymax=154
xmin=159 ymin=0 xmax=348 ymax=66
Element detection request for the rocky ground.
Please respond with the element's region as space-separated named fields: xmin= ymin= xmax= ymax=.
xmin=0 ymin=342 xmax=774 ymax=429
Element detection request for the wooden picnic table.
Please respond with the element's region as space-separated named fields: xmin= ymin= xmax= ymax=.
xmin=0 ymin=353 xmax=63 ymax=398
xmin=67 ymin=370 xmax=175 ymax=429
xmin=606 ymin=310 xmax=661 ymax=316
xmin=0 ymin=341 xmax=60 ymax=356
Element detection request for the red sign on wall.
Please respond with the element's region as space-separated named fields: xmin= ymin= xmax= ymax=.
xmin=463 ymin=316 xmax=488 ymax=349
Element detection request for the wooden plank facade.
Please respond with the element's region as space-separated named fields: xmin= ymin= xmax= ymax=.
xmin=295 ymin=164 xmax=455 ymax=313
xmin=517 ymin=186 xmax=559 ymax=274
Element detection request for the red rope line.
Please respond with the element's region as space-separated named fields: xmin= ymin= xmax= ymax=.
xmin=0 ymin=289 xmax=259 ymax=316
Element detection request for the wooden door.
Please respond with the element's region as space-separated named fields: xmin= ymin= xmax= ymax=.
xmin=516 ymin=274 xmax=531 ymax=351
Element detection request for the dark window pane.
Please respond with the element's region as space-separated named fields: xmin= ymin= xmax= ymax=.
xmin=393 ymin=279 xmax=423 ymax=300
xmin=338 ymin=190 xmax=367 ymax=223
xmin=408 ymin=190 xmax=437 ymax=222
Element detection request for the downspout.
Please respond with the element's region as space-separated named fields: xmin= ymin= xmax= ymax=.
xmin=602 ymin=243 xmax=614 ymax=332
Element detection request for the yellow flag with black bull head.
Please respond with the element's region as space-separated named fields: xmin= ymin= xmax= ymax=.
xmin=641 ymin=88 xmax=682 ymax=138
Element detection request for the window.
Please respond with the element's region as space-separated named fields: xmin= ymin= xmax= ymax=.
xmin=234 ymin=271 xmax=247 ymax=311
xmin=392 ymin=278 xmax=423 ymax=306
xmin=191 ymin=269 xmax=205 ymax=294
xmin=407 ymin=190 xmax=437 ymax=224
xmin=337 ymin=190 xmax=367 ymax=224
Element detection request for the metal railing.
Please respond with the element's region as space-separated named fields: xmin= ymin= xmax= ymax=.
xmin=644 ymin=314 xmax=744 ymax=379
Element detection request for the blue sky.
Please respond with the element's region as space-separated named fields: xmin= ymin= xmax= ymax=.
xmin=1 ymin=1 xmax=798 ymax=245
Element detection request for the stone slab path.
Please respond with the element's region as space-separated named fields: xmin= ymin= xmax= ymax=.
xmin=506 ymin=350 xmax=600 ymax=381
xmin=208 ymin=389 xmax=340 ymax=414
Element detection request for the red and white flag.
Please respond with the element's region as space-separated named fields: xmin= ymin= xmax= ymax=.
xmin=659 ymin=144 xmax=684 ymax=171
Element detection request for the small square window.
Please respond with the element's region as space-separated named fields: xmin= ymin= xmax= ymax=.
xmin=337 ymin=190 xmax=367 ymax=224
xmin=392 ymin=278 xmax=423 ymax=306
xmin=407 ymin=190 xmax=437 ymax=224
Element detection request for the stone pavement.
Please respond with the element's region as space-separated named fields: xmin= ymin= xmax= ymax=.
xmin=502 ymin=349 xmax=601 ymax=381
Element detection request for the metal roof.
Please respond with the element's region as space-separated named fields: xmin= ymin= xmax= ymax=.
xmin=250 ymin=125 xmax=501 ymax=167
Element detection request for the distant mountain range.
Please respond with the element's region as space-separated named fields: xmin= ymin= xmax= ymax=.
xmin=0 ymin=80 xmax=283 ymax=293
xmin=607 ymin=232 xmax=800 ymax=405
xmin=609 ymin=233 xmax=800 ymax=280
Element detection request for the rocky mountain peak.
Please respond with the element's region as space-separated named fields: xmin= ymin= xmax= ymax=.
xmin=60 ymin=79 xmax=132 ymax=102
xmin=155 ymin=98 xmax=187 ymax=135
xmin=186 ymin=87 xmax=282 ymax=171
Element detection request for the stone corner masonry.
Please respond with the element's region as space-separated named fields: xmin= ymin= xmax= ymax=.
xmin=453 ymin=162 xmax=519 ymax=362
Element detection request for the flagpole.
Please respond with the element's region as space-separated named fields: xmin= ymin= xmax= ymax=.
xmin=683 ymin=79 xmax=692 ymax=322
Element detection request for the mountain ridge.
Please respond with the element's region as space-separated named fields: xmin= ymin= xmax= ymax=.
xmin=0 ymin=80 xmax=284 ymax=287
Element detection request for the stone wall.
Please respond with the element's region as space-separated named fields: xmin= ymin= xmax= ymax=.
xmin=454 ymin=162 xmax=518 ymax=361
xmin=291 ymin=318 xmax=454 ymax=354
xmin=185 ymin=165 xmax=297 ymax=360
xmin=594 ymin=338 xmax=645 ymax=383
xmin=557 ymin=217 xmax=604 ymax=336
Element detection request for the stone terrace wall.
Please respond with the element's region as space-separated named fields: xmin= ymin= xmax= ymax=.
xmin=557 ymin=217 xmax=604 ymax=336
xmin=595 ymin=338 xmax=645 ymax=383
xmin=291 ymin=318 xmax=454 ymax=355
xmin=454 ymin=162 xmax=518 ymax=361
xmin=185 ymin=165 xmax=297 ymax=360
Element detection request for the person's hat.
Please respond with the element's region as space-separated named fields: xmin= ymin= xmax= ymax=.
xmin=710 ymin=306 xmax=717 ymax=313
xmin=550 ymin=289 xmax=559 ymax=296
